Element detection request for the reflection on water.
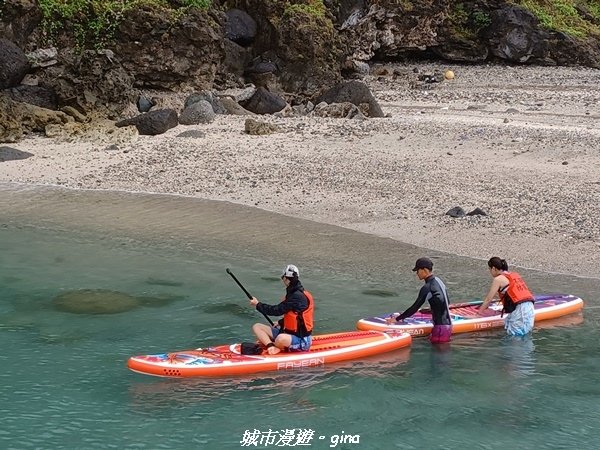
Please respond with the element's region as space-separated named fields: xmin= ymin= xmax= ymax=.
xmin=127 ymin=348 xmax=412 ymax=413
xmin=500 ymin=336 xmax=536 ymax=378
xmin=1 ymin=184 xmax=599 ymax=449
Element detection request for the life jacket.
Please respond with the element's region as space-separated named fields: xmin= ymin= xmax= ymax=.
xmin=498 ymin=272 xmax=534 ymax=314
xmin=282 ymin=290 xmax=314 ymax=337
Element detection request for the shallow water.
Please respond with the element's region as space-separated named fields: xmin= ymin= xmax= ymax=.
xmin=1 ymin=184 xmax=598 ymax=449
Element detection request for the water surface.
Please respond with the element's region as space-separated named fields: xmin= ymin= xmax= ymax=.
xmin=1 ymin=184 xmax=598 ymax=449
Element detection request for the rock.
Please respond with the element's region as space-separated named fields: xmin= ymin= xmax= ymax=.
xmin=316 ymin=81 xmax=384 ymax=118
xmin=52 ymin=289 xmax=141 ymax=314
xmin=1 ymin=94 xmax=72 ymax=143
xmin=113 ymin=7 xmax=225 ymax=91
xmin=271 ymin=4 xmax=343 ymax=96
xmin=219 ymin=38 xmax=252 ymax=84
xmin=44 ymin=119 xmax=137 ymax=144
xmin=245 ymin=59 xmax=278 ymax=76
xmin=0 ymin=95 xmax=25 ymax=142
xmin=137 ymin=95 xmax=155 ymax=113
xmin=432 ymin=40 xmax=489 ymax=63
xmin=0 ymin=0 xmax=43 ymax=48
xmin=245 ymin=118 xmax=280 ymax=135
xmin=225 ymin=8 xmax=257 ymax=46
xmin=0 ymin=146 xmax=34 ymax=162
xmin=37 ymin=48 xmax=136 ymax=118
xmin=218 ymin=86 xmax=256 ymax=103
xmin=26 ymin=47 xmax=58 ymax=69
xmin=0 ymin=38 xmax=30 ymax=89
xmin=485 ymin=6 xmax=547 ymax=63
xmin=184 ymin=91 xmax=226 ymax=115
xmin=240 ymin=87 xmax=286 ymax=115
xmin=115 ymin=108 xmax=178 ymax=136
xmin=446 ymin=206 xmax=466 ymax=218
xmin=60 ymin=106 xmax=87 ymax=123
xmin=466 ymin=207 xmax=487 ymax=216
xmin=444 ymin=70 xmax=455 ymax=80
xmin=313 ymin=102 xmax=366 ymax=120
xmin=219 ymin=97 xmax=254 ymax=115
xmin=6 ymin=84 xmax=58 ymax=110
xmin=179 ymin=100 xmax=216 ymax=125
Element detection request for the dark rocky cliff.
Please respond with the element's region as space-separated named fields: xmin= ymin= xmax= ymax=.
xmin=1 ymin=0 xmax=599 ymax=129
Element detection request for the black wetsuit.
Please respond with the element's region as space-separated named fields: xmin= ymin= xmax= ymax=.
xmin=396 ymin=275 xmax=451 ymax=325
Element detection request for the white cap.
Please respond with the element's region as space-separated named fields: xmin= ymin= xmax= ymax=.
xmin=282 ymin=264 xmax=299 ymax=278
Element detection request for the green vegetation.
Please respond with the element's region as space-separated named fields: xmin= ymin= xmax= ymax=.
xmin=448 ymin=3 xmax=490 ymax=38
xmin=472 ymin=10 xmax=492 ymax=29
xmin=284 ymin=0 xmax=327 ymax=18
xmin=514 ymin=0 xmax=600 ymax=37
xmin=37 ymin=0 xmax=212 ymax=50
xmin=448 ymin=0 xmax=600 ymax=39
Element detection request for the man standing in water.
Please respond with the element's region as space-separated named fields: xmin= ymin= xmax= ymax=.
xmin=386 ymin=257 xmax=452 ymax=344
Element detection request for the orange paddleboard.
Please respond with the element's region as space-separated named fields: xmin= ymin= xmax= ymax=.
xmin=128 ymin=330 xmax=412 ymax=378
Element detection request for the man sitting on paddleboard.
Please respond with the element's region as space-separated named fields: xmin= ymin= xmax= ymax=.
xmin=249 ymin=264 xmax=314 ymax=355
xmin=385 ymin=257 xmax=453 ymax=344
xmin=478 ymin=257 xmax=535 ymax=336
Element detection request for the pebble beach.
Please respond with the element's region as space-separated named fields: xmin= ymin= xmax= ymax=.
xmin=2 ymin=62 xmax=599 ymax=277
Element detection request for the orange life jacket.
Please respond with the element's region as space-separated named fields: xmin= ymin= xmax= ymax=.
xmin=282 ymin=290 xmax=314 ymax=337
xmin=498 ymin=272 xmax=534 ymax=313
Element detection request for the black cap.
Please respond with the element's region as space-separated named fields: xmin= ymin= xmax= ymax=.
xmin=412 ymin=257 xmax=433 ymax=272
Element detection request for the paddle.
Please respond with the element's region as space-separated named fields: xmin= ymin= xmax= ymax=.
xmin=226 ymin=268 xmax=275 ymax=326
xmin=419 ymin=299 xmax=498 ymax=314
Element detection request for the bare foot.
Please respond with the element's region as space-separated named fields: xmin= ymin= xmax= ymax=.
xmin=267 ymin=346 xmax=281 ymax=355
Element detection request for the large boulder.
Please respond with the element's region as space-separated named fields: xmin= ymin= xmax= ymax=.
xmin=239 ymin=87 xmax=286 ymax=115
xmin=184 ymin=91 xmax=226 ymax=114
xmin=116 ymin=108 xmax=178 ymax=135
xmin=0 ymin=39 xmax=30 ymax=89
xmin=179 ymin=100 xmax=216 ymax=125
xmin=225 ymin=8 xmax=257 ymax=46
xmin=316 ymin=80 xmax=384 ymax=118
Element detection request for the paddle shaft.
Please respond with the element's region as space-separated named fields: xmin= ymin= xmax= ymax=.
xmin=226 ymin=268 xmax=275 ymax=326
xmin=419 ymin=299 xmax=495 ymax=314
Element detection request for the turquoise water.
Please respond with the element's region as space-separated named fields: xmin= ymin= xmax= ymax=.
xmin=1 ymin=185 xmax=599 ymax=449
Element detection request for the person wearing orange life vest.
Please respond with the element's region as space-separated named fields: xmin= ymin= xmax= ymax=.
xmin=249 ymin=264 xmax=314 ymax=355
xmin=478 ymin=257 xmax=535 ymax=336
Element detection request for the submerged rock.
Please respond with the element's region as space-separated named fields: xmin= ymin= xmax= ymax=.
xmin=52 ymin=289 xmax=141 ymax=314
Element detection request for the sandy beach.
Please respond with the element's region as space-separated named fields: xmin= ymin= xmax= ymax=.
xmin=2 ymin=62 xmax=600 ymax=278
